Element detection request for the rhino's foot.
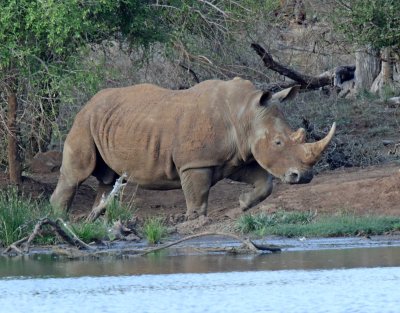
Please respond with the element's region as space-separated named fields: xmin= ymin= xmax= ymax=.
xmin=239 ymin=196 xmax=251 ymax=211
xmin=185 ymin=212 xmax=198 ymax=221
xmin=225 ymin=207 xmax=244 ymax=220
xmin=185 ymin=210 xmax=206 ymax=221
xmin=177 ymin=215 xmax=212 ymax=234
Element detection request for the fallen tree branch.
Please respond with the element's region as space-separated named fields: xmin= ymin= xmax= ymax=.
xmin=48 ymin=232 xmax=281 ymax=258
xmin=3 ymin=222 xmax=281 ymax=257
xmin=3 ymin=218 xmax=93 ymax=255
xmin=251 ymin=43 xmax=355 ymax=92
xmin=55 ymin=219 xmax=93 ymax=250
xmin=139 ymin=232 xmax=281 ymax=256
xmin=3 ymin=236 xmax=29 ymax=254
xmin=86 ymin=173 xmax=127 ymax=222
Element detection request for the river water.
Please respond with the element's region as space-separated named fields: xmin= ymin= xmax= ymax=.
xmin=1 ymin=245 xmax=400 ymax=313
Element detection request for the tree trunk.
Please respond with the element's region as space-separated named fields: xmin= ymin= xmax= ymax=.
xmin=293 ymin=0 xmax=306 ymax=24
xmin=355 ymin=46 xmax=381 ymax=93
xmin=381 ymin=47 xmax=394 ymax=84
xmin=394 ymin=61 xmax=400 ymax=83
xmin=370 ymin=47 xmax=395 ymax=94
xmin=6 ymin=82 xmax=22 ymax=185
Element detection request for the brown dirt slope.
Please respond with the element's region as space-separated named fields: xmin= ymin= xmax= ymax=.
xmin=2 ymin=163 xmax=400 ymax=232
xmin=130 ymin=164 xmax=400 ymax=233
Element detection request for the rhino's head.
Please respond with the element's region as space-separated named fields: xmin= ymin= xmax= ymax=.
xmin=249 ymin=86 xmax=336 ymax=184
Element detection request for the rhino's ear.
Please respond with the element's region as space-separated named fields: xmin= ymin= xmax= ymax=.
xmin=271 ymin=85 xmax=300 ymax=103
xmin=259 ymin=91 xmax=273 ymax=106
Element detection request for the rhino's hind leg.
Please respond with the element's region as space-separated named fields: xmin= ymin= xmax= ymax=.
xmin=180 ymin=168 xmax=212 ymax=220
xmin=92 ymin=158 xmax=118 ymax=209
xmin=50 ymin=133 xmax=97 ymax=214
xmin=50 ymin=172 xmax=78 ymax=215
xmin=228 ymin=163 xmax=273 ymax=212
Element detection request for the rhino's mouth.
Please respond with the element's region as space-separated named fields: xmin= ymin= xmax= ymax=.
xmin=283 ymin=168 xmax=313 ymax=184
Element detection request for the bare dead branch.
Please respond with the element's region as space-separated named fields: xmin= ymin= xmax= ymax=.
xmin=199 ymin=0 xmax=229 ymax=18
xmin=2 ymin=236 xmax=29 ymax=254
xmin=251 ymin=43 xmax=357 ymax=94
xmin=179 ymin=63 xmax=201 ymax=83
xmin=86 ymin=173 xmax=127 ymax=222
xmin=251 ymin=43 xmax=332 ymax=90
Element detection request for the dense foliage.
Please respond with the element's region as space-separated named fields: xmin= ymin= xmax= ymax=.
xmin=0 ymin=0 xmax=279 ymax=172
xmin=0 ymin=0 xmax=164 ymax=69
xmin=0 ymin=0 xmax=166 ymax=171
xmin=333 ymin=0 xmax=400 ymax=49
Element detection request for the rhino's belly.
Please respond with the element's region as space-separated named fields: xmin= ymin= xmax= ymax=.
xmin=137 ymin=179 xmax=182 ymax=190
xmin=103 ymin=156 xmax=181 ymax=190
xmin=94 ymin=135 xmax=179 ymax=185
xmin=111 ymin=165 xmax=182 ymax=190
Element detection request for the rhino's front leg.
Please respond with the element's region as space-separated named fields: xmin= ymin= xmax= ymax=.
xmin=229 ymin=163 xmax=273 ymax=211
xmin=180 ymin=168 xmax=213 ymax=220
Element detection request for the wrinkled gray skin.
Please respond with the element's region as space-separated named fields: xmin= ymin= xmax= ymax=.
xmin=50 ymin=78 xmax=336 ymax=220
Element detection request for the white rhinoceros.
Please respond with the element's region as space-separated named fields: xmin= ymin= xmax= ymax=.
xmin=50 ymin=78 xmax=335 ymax=219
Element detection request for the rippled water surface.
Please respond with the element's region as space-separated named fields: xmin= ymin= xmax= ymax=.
xmin=1 ymin=246 xmax=400 ymax=313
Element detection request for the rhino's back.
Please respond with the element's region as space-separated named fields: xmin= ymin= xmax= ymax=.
xmin=75 ymin=80 xmax=250 ymax=186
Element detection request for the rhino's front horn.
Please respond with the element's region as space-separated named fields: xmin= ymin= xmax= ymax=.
xmin=304 ymin=122 xmax=336 ymax=164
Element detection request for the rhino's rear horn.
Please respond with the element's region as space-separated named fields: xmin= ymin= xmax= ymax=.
xmin=291 ymin=128 xmax=306 ymax=143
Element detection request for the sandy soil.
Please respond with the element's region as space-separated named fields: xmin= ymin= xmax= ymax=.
xmin=4 ymin=162 xmax=399 ymax=234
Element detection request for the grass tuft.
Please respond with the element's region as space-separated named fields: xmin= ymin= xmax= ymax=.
xmin=236 ymin=210 xmax=316 ymax=235
xmin=0 ymin=187 xmax=52 ymax=246
xmin=236 ymin=210 xmax=400 ymax=238
xmin=105 ymin=198 xmax=133 ymax=224
xmin=0 ymin=188 xmax=139 ymax=247
xmin=142 ymin=217 xmax=168 ymax=244
xmin=71 ymin=220 xmax=109 ymax=243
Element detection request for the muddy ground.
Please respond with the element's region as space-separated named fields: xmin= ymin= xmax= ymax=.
xmin=3 ymin=161 xmax=400 ymax=234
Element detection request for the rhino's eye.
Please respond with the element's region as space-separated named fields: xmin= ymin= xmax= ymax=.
xmin=275 ymin=139 xmax=282 ymax=146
